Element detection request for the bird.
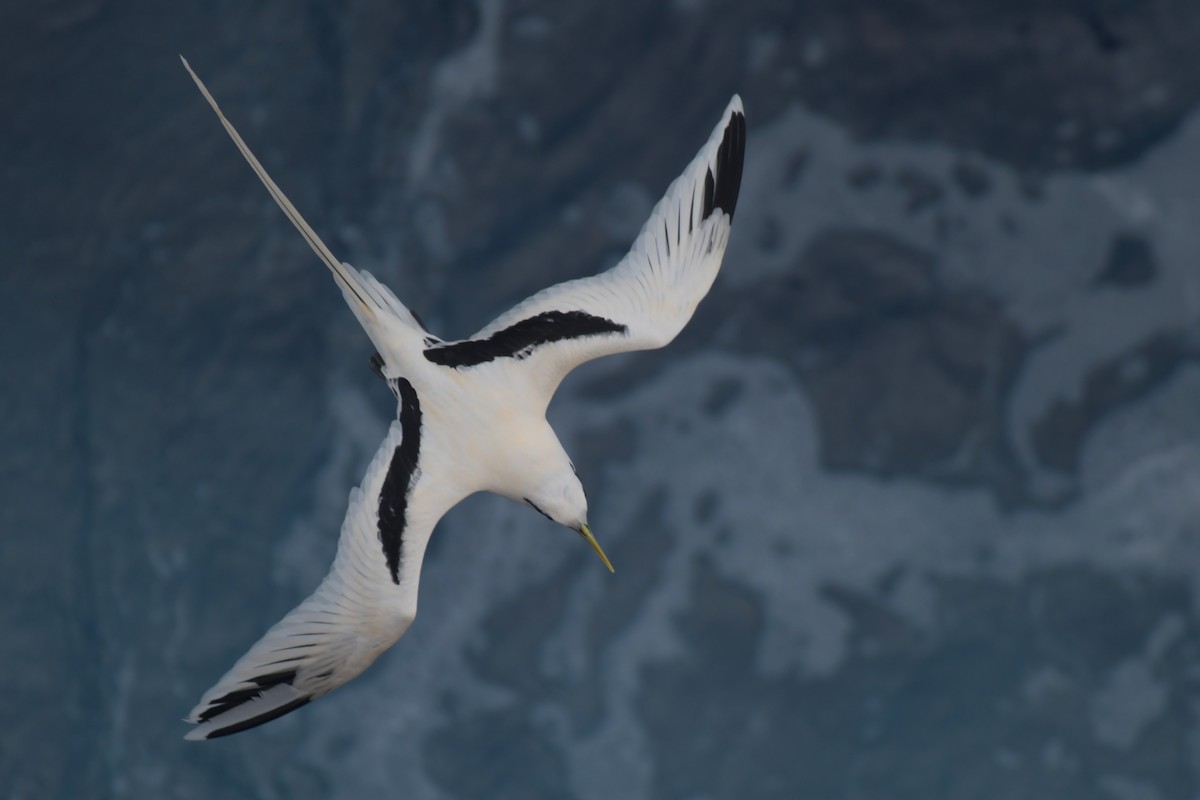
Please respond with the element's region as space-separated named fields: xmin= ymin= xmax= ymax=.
xmin=179 ymin=56 xmax=745 ymax=740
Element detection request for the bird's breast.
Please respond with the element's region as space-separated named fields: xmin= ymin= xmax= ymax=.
xmin=409 ymin=370 xmax=548 ymax=494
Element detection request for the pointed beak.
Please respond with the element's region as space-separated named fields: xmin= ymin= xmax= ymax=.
xmin=579 ymin=523 xmax=615 ymax=573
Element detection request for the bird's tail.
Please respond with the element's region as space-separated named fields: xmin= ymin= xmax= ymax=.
xmin=180 ymin=56 xmax=430 ymax=357
xmin=334 ymin=260 xmax=434 ymax=347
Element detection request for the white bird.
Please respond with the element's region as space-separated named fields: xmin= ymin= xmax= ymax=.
xmin=180 ymin=56 xmax=745 ymax=740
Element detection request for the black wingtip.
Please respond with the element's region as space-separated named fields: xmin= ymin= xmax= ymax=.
xmin=203 ymin=696 xmax=312 ymax=739
xmin=197 ymin=669 xmax=299 ymax=723
xmin=188 ymin=669 xmax=314 ymax=740
xmin=702 ymin=107 xmax=746 ymax=222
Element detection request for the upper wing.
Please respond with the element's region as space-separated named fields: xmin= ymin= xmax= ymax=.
xmin=180 ymin=57 xmax=436 ymax=366
xmin=184 ymin=380 xmax=452 ymax=740
xmin=422 ymin=95 xmax=746 ymax=400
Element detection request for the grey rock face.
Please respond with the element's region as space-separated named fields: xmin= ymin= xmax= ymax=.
xmin=4 ymin=1 xmax=1200 ymax=798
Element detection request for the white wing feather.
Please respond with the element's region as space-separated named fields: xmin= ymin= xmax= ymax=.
xmin=448 ymin=95 xmax=745 ymax=398
xmin=184 ymin=421 xmax=439 ymax=740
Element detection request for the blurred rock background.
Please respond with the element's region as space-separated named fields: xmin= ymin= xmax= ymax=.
xmin=4 ymin=1 xmax=1200 ymax=797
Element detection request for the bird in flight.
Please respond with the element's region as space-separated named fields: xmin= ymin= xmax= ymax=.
xmin=180 ymin=56 xmax=745 ymax=740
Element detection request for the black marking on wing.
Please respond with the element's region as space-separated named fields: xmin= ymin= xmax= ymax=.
xmin=369 ymin=352 xmax=386 ymax=380
xmin=701 ymin=109 xmax=746 ymax=222
xmin=370 ymin=353 xmax=406 ymax=401
xmin=423 ymin=310 xmax=628 ymax=368
xmin=198 ymin=669 xmax=299 ymax=723
xmin=204 ymin=696 xmax=312 ymax=739
xmin=378 ymin=378 xmax=422 ymax=584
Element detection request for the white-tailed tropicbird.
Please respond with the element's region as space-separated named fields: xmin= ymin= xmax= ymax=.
xmin=180 ymin=56 xmax=745 ymax=740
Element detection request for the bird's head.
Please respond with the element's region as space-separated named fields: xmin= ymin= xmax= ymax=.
xmin=522 ymin=464 xmax=614 ymax=573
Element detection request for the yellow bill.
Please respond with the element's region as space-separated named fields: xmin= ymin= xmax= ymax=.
xmin=579 ymin=524 xmax=615 ymax=573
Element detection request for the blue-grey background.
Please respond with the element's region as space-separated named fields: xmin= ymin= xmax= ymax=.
xmin=5 ymin=2 xmax=1200 ymax=798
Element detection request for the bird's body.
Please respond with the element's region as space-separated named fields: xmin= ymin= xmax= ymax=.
xmin=180 ymin=57 xmax=745 ymax=740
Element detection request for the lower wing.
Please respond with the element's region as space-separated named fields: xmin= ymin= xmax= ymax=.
xmin=185 ymin=381 xmax=445 ymax=739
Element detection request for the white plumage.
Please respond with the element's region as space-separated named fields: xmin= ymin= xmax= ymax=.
xmin=180 ymin=57 xmax=745 ymax=740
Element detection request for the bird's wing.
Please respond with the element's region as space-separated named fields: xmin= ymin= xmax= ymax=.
xmin=422 ymin=95 xmax=745 ymax=400
xmin=180 ymin=57 xmax=437 ymax=364
xmin=185 ymin=379 xmax=449 ymax=740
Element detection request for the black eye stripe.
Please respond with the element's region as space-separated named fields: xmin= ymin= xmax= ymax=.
xmin=524 ymin=497 xmax=554 ymax=522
